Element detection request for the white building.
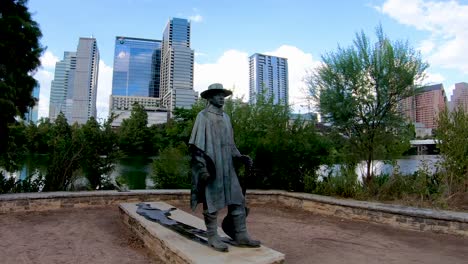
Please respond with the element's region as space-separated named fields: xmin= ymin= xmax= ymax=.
xmin=249 ymin=53 xmax=289 ymax=105
xmin=69 ymin=38 xmax=99 ymax=124
xmin=49 ymin=37 xmax=99 ymax=124
xmin=49 ymin=51 xmax=76 ymax=122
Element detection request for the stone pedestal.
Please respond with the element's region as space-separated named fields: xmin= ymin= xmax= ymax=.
xmin=119 ymin=202 xmax=285 ymax=264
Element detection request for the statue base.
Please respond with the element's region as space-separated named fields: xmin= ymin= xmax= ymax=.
xmin=119 ymin=202 xmax=285 ymax=264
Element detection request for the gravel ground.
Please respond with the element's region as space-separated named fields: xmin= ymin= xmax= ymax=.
xmin=1 ymin=201 xmax=467 ymax=264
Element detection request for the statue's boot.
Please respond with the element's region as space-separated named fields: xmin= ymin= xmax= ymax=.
xmin=232 ymin=211 xmax=261 ymax=247
xmin=203 ymin=211 xmax=229 ymax=252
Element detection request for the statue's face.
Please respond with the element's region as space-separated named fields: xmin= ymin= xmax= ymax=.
xmin=209 ymin=93 xmax=225 ymax=108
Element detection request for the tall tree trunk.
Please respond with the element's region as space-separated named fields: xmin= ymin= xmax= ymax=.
xmin=365 ymin=152 xmax=373 ymax=184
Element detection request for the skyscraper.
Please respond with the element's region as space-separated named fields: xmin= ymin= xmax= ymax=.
xmin=109 ymin=36 xmax=165 ymax=126
xmin=49 ymin=51 xmax=76 ymax=121
xmin=450 ymin=82 xmax=468 ymax=113
xmin=25 ymin=85 xmax=40 ymax=124
xmin=160 ymin=18 xmax=197 ymax=112
xmin=249 ymin=53 xmax=289 ymax=105
xmin=401 ymin=83 xmax=447 ymax=129
xmin=111 ymin=37 xmax=161 ymax=99
xmin=69 ymin=37 xmax=99 ymax=124
xmin=48 ymin=37 xmax=99 ymax=124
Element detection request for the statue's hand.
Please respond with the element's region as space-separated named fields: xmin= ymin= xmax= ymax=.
xmin=240 ymin=155 xmax=253 ymax=168
xmin=200 ymin=171 xmax=211 ymax=182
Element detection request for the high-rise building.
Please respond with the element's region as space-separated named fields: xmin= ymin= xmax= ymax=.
xmin=249 ymin=53 xmax=289 ymax=105
xmin=25 ymin=85 xmax=40 ymax=124
xmin=401 ymin=83 xmax=447 ymax=129
xmin=49 ymin=37 xmax=99 ymax=124
xmin=49 ymin=51 xmax=76 ymax=121
xmin=69 ymin=37 xmax=99 ymax=124
xmin=160 ymin=18 xmax=197 ymax=112
xmin=450 ymin=82 xmax=468 ymax=113
xmin=111 ymin=37 xmax=161 ymax=99
xmin=109 ymin=36 xmax=166 ymax=126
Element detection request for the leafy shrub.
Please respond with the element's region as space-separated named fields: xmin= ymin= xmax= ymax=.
xmin=0 ymin=171 xmax=44 ymax=194
xmin=314 ymin=166 xmax=360 ymax=198
xmin=151 ymin=144 xmax=191 ymax=189
xmin=0 ymin=172 xmax=16 ymax=194
xmin=436 ymin=107 xmax=468 ymax=195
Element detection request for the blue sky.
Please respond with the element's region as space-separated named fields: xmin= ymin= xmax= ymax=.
xmin=29 ymin=0 xmax=468 ymax=120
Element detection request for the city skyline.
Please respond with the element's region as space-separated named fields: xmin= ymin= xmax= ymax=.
xmin=29 ymin=0 xmax=468 ymax=120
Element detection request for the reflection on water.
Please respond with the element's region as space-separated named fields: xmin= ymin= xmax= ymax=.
xmin=110 ymin=156 xmax=155 ymax=189
xmin=319 ymin=155 xmax=442 ymax=181
xmin=3 ymin=155 xmax=442 ymax=190
xmin=1 ymin=155 xmax=155 ymax=190
xmin=0 ymin=154 xmax=48 ymax=181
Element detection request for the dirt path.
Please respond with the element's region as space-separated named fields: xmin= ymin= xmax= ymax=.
xmin=1 ymin=202 xmax=467 ymax=264
xmin=172 ymin=201 xmax=468 ymax=264
xmin=0 ymin=207 xmax=161 ymax=264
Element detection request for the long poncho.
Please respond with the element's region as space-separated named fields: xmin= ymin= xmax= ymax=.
xmin=188 ymin=105 xmax=244 ymax=213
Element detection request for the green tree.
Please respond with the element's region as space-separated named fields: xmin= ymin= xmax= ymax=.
xmin=43 ymin=113 xmax=83 ymax=191
xmin=306 ymin=25 xmax=427 ymax=183
xmin=118 ymin=102 xmax=149 ymax=154
xmin=78 ymin=117 xmax=103 ymax=189
xmin=147 ymin=100 xmax=205 ymax=155
xmin=79 ymin=115 xmax=121 ymax=189
xmin=0 ymin=0 xmax=43 ymax=153
xmin=225 ymin=94 xmax=331 ymax=191
xmin=35 ymin=117 xmax=53 ymax=153
xmin=151 ymin=143 xmax=191 ymax=189
xmin=436 ymin=107 xmax=468 ymax=195
xmin=0 ymin=122 xmax=28 ymax=172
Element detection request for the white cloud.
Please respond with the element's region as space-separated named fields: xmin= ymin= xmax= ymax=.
xmin=194 ymin=52 xmax=207 ymax=57
xmin=34 ymin=51 xmax=59 ymax=119
xmin=194 ymin=45 xmax=319 ymax=112
xmin=424 ymin=71 xmax=445 ymax=84
xmin=265 ymin=45 xmax=320 ymax=110
xmin=194 ymin=49 xmax=250 ymax=100
xmin=417 ymin=39 xmax=435 ymax=54
xmin=189 ymin=9 xmax=203 ymax=23
xmin=189 ymin=14 xmax=203 ymax=22
xmin=379 ymin=0 xmax=468 ymax=74
xmin=40 ymin=50 xmax=59 ymax=69
xmin=34 ymin=68 xmax=54 ymax=119
xmin=96 ymin=60 xmax=113 ymax=121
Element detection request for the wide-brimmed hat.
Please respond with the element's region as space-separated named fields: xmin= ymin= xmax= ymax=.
xmin=200 ymin=83 xmax=233 ymax=99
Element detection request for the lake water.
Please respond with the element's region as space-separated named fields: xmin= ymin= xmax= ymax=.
xmin=318 ymin=155 xmax=441 ymax=181
xmin=2 ymin=155 xmax=442 ymax=190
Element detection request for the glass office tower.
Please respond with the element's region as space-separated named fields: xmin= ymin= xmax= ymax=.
xmin=110 ymin=36 xmax=165 ymax=126
xmin=111 ymin=36 xmax=161 ymax=98
xmin=249 ymin=53 xmax=289 ymax=105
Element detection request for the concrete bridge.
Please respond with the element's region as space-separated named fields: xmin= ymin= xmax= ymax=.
xmin=410 ymin=139 xmax=438 ymax=155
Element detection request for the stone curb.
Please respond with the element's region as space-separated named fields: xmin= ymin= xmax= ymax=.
xmin=0 ymin=189 xmax=190 ymax=201
xmin=248 ymin=190 xmax=468 ymax=223
xmin=1 ymin=189 xmax=467 ymax=236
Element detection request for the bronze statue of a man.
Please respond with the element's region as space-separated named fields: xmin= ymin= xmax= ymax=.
xmin=189 ymin=83 xmax=260 ymax=252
